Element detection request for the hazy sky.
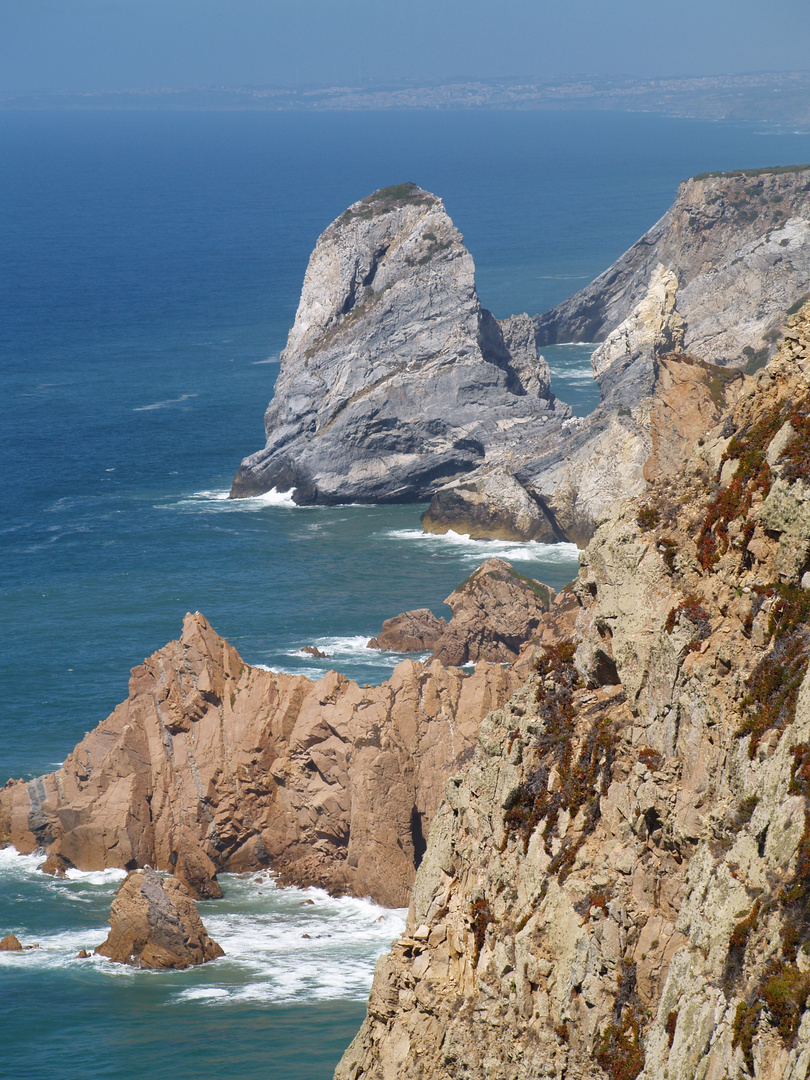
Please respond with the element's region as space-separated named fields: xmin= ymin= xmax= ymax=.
xmin=3 ymin=0 xmax=810 ymax=93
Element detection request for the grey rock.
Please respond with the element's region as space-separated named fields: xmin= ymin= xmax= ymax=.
xmin=421 ymin=468 xmax=562 ymax=543
xmin=231 ymin=184 xmax=567 ymax=503
xmin=535 ymin=166 xmax=810 ymax=369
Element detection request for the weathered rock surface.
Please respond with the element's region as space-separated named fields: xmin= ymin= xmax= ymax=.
xmin=536 ymin=166 xmax=810 ymax=368
xmin=0 ymin=934 xmax=22 ymax=951
xmin=431 ymin=558 xmax=555 ymax=666
xmin=335 ymin=304 xmax=810 ymax=1079
xmin=367 ymin=609 xmax=447 ymax=653
xmin=421 ymin=468 xmax=562 ymax=543
xmin=0 ymin=611 xmax=520 ymax=908
xmin=95 ymin=868 xmax=224 ymax=969
xmin=231 ymin=184 xmax=567 ymax=504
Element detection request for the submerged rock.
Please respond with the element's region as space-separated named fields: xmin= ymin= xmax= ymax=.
xmin=95 ymin=868 xmax=224 ymax=969
xmin=231 ymin=183 xmax=565 ymax=504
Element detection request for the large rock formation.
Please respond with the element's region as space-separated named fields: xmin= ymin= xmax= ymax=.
xmin=95 ymin=868 xmax=224 ymax=969
xmin=335 ymin=305 xmax=810 ymax=1079
xmin=231 ymin=184 xmax=567 ymax=503
xmin=535 ymin=166 xmax=810 ymax=368
xmin=0 ymin=611 xmax=520 ymax=908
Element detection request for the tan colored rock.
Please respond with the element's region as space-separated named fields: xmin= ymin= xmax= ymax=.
xmin=431 ymin=558 xmax=555 ymax=666
xmin=95 ymin=868 xmax=224 ymax=969
xmin=643 ymin=354 xmax=747 ymax=483
xmin=335 ymin=309 xmax=810 ymax=1080
xmin=367 ymin=609 xmax=447 ymax=652
xmin=0 ymin=934 xmax=22 ymax=951
xmin=0 ymin=611 xmax=520 ymax=908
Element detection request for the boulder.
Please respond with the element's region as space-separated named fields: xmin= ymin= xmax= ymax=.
xmin=0 ymin=934 xmax=22 ymax=951
xmin=367 ymin=609 xmax=448 ymax=652
xmin=95 ymin=868 xmax=224 ymax=969
xmin=431 ymin=558 xmax=555 ymax=666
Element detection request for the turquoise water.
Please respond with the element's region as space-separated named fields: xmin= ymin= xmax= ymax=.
xmin=3 ymin=108 xmax=810 ymax=1078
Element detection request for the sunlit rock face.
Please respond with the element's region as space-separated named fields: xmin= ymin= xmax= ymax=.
xmin=231 ymin=183 xmax=565 ymax=504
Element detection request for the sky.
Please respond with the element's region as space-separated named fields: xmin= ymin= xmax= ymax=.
xmin=2 ymin=0 xmax=810 ymax=93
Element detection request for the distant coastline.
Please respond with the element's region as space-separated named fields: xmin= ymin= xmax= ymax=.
xmin=3 ymin=70 xmax=810 ymax=125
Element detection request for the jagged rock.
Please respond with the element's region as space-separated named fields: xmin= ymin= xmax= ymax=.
xmin=421 ymin=468 xmax=560 ymax=543
xmin=0 ymin=611 xmax=520 ymax=908
xmin=367 ymin=609 xmax=447 ymax=653
xmin=431 ymin=558 xmax=555 ymax=666
xmin=75 ymin=949 xmax=90 ymax=959
xmin=39 ymin=852 xmax=73 ymax=877
xmin=231 ymin=183 xmax=566 ymax=503
xmin=172 ymin=841 xmax=223 ymax=901
xmin=0 ymin=934 xmax=22 ymax=951
xmin=301 ymin=645 xmax=329 ymax=658
xmin=95 ymin=868 xmax=224 ymax=969
xmin=336 ymin=305 xmax=810 ymax=1080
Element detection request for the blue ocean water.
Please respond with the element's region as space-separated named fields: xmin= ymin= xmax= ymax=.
xmin=2 ymin=108 xmax=810 ymax=1079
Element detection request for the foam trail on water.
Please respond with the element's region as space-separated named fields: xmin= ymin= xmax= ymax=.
xmin=168 ymin=488 xmax=302 ymax=512
xmin=383 ymin=528 xmax=580 ymax=565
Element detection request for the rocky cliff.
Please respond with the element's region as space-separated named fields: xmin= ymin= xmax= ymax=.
xmin=535 ymin=166 xmax=810 ymax=369
xmin=335 ymin=304 xmax=810 ymax=1079
xmin=0 ymin=612 xmax=519 ymax=908
xmin=231 ymin=184 xmax=567 ymax=503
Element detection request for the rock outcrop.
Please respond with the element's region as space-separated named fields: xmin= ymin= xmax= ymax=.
xmin=0 ymin=934 xmax=22 ymax=951
xmin=95 ymin=868 xmax=224 ymax=969
xmin=421 ymin=468 xmax=562 ymax=543
xmin=367 ymin=609 xmax=447 ymax=653
xmin=231 ymin=184 xmax=567 ymax=503
xmin=367 ymin=560 xmax=558 ymax=666
xmin=335 ymin=304 xmax=810 ymax=1079
xmin=430 ymin=559 xmax=555 ymax=667
xmin=535 ymin=166 xmax=810 ymax=369
xmin=0 ymin=611 xmax=520 ymax=908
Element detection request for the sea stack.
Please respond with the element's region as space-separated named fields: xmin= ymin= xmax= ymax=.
xmin=231 ymin=183 xmax=565 ymax=504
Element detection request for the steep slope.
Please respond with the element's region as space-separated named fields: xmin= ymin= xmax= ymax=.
xmin=337 ymin=304 xmax=810 ymax=1078
xmin=231 ymin=184 xmax=567 ymax=503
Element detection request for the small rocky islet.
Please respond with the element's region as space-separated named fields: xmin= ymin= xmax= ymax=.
xmin=4 ymin=170 xmax=810 ymax=1072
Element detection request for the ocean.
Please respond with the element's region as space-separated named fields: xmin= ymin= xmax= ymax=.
xmin=2 ymin=107 xmax=810 ymax=1079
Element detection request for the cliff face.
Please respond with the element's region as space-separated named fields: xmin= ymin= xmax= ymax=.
xmin=0 ymin=613 xmax=519 ymax=908
xmin=535 ymin=167 xmax=810 ymax=368
xmin=336 ymin=305 xmax=810 ymax=1079
xmin=232 ymin=184 xmax=566 ymax=503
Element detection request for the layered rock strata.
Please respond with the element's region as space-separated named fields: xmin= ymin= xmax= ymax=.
xmin=95 ymin=867 xmax=224 ymax=969
xmin=0 ymin=612 xmax=519 ymax=908
xmin=336 ymin=304 xmax=810 ymax=1079
xmin=535 ymin=166 xmax=810 ymax=368
xmin=368 ymin=559 xmax=558 ymax=666
xmin=231 ymin=184 xmax=567 ymax=503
